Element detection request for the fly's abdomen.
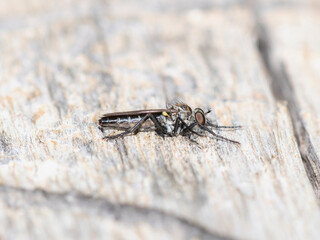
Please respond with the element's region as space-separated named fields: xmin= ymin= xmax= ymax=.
xmin=99 ymin=109 xmax=166 ymax=131
xmin=100 ymin=114 xmax=160 ymax=131
xmin=99 ymin=115 xmax=142 ymax=128
xmin=99 ymin=113 xmax=166 ymax=131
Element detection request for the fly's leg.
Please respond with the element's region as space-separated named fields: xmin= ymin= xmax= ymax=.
xmin=174 ymin=117 xmax=204 ymax=137
xmin=171 ymin=117 xmax=182 ymax=136
xmin=103 ymin=113 xmax=167 ymax=140
xmin=182 ymin=122 xmax=240 ymax=145
xmin=207 ymin=121 xmax=242 ymax=130
xmin=181 ymin=122 xmax=197 ymax=136
xmin=149 ymin=114 xmax=167 ymax=137
xmin=198 ymin=124 xmax=240 ymax=145
xmin=103 ymin=114 xmax=149 ymax=139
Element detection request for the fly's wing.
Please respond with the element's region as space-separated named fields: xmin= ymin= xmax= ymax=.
xmin=101 ymin=109 xmax=167 ymax=118
xmin=166 ymin=98 xmax=186 ymax=109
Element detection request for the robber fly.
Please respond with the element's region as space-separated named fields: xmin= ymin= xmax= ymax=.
xmin=98 ymin=101 xmax=241 ymax=144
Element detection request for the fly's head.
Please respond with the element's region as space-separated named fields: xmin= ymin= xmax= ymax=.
xmin=194 ymin=108 xmax=206 ymax=126
xmin=193 ymin=108 xmax=212 ymax=126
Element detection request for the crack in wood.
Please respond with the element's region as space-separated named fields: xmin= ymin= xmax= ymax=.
xmin=46 ymin=73 xmax=68 ymax=119
xmin=0 ymin=186 xmax=234 ymax=240
xmin=256 ymin=21 xmax=320 ymax=197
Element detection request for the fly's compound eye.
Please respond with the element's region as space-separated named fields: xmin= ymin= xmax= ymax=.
xmin=195 ymin=108 xmax=205 ymax=125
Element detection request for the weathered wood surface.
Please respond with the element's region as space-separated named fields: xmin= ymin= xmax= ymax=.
xmin=258 ymin=5 xmax=320 ymax=197
xmin=0 ymin=0 xmax=320 ymax=239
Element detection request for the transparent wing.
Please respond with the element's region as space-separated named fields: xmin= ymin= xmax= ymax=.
xmin=166 ymin=98 xmax=185 ymax=108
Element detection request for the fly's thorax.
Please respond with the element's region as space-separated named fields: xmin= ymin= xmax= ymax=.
xmin=177 ymin=111 xmax=191 ymax=121
xmin=157 ymin=113 xmax=174 ymax=134
xmin=169 ymin=103 xmax=192 ymax=121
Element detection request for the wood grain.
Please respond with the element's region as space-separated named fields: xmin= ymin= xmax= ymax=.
xmin=0 ymin=0 xmax=320 ymax=239
xmin=258 ymin=4 xmax=320 ymax=197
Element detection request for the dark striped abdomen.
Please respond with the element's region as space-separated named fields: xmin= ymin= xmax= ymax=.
xmin=99 ymin=112 xmax=164 ymax=131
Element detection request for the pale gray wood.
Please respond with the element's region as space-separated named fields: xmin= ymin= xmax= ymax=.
xmin=257 ymin=5 xmax=320 ymax=197
xmin=0 ymin=1 xmax=320 ymax=240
